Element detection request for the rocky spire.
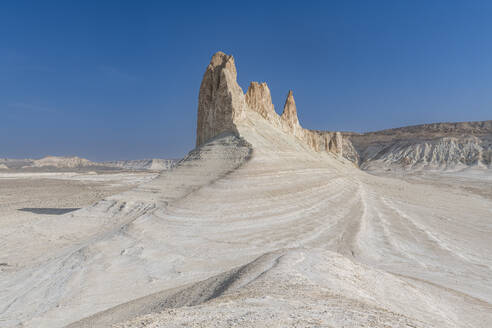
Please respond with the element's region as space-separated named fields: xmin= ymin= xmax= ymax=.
xmin=196 ymin=52 xmax=247 ymax=147
xmin=329 ymin=132 xmax=343 ymax=157
xmin=245 ymin=82 xmax=276 ymax=120
xmin=281 ymin=90 xmax=300 ymax=130
xmin=195 ymin=51 xmax=350 ymax=161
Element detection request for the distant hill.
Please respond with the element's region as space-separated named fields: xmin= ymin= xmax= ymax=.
xmin=102 ymin=159 xmax=177 ymax=171
xmin=0 ymin=156 xmax=177 ymax=171
xmin=0 ymin=158 xmax=34 ymax=169
xmin=345 ymin=120 xmax=492 ymax=171
xmin=31 ymin=156 xmax=96 ymax=168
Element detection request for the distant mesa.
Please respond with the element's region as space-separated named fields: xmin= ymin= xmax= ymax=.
xmin=0 ymin=156 xmax=176 ymax=171
xmin=32 ymin=156 xmax=96 ymax=168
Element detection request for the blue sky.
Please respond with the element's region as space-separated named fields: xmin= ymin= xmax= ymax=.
xmin=1 ymin=1 xmax=491 ymax=161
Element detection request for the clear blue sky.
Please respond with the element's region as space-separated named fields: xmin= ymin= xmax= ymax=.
xmin=1 ymin=1 xmax=491 ymax=161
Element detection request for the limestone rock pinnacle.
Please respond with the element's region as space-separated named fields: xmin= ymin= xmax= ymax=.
xmin=281 ymin=90 xmax=300 ymax=129
xmin=196 ymin=52 xmax=246 ymax=147
xmin=245 ymin=82 xmax=276 ymax=120
xmin=329 ymin=131 xmax=343 ymax=156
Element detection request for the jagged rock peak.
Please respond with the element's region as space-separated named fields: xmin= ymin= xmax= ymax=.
xmin=281 ymin=90 xmax=300 ymax=128
xmin=245 ymin=82 xmax=276 ymax=119
xmin=196 ymin=52 xmax=246 ymax=147
xmin=208 ymin=51 xmax=237 ymax=79
xmin=329 ymin=132 xmax=343 ymax=156
xmin=195 ymin=51 xmax=353 ymax=162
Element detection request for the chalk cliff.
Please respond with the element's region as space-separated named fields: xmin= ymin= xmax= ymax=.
xmin=345 ymin=121 xmax=492 ymax=171
xmin=196 ymin=52 xmax=353 ymax=159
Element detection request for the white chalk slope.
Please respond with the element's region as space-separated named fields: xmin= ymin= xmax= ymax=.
xmin=103 ymin=159 xmax=176 ymax=171
xmin=1 ymin=112 xmax=491 ymax=328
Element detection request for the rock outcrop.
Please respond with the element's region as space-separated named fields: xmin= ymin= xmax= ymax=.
xmin=196 ymin=52 xmax=351 ymax=159
xmin=245 ymin=82 xmax=276 ymax=121
xmin=280 ymin=90 xmax=300 ymax=133
xmin=196 ymin=52 xmax=246 ymax=146
xmin=195 ymin=51 xmax=491 ymax=171
xmin=345 ymin=121 xmax=492 ymax=171
xmin=32 ymin=156 xmax=96 ymax=168
xmin=103 ymin=159 xmax=176 ymax=171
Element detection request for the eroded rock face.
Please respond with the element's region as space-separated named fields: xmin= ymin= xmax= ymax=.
xmin=347 ymin=129 xmax=492 ymax=171
xmin=196 ymin=52 xmax=247 ymax=146
xmin=196 ymin=51 xmax=351 ymax=159
xmin=245 ymin=82 xmax=276 ymax=120
xmin=196 ymin=51 xmax=492 ymax=170
xmin=280 ymin=91 xmax=300 ymax=132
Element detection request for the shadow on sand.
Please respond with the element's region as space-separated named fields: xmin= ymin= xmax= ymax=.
xmin=18 ymin=208 xmax=80 ymax=215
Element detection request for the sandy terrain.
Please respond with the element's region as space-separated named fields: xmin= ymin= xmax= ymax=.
xmin=1 ymin=115 xmax=491 ymax=327
xmin=0 ymin=171 xmax=156 ymax=269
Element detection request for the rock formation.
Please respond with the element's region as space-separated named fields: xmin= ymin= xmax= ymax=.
xmin=245 ymin=82 xmax=276 ymax=121
xmin=196 ymin=52 xmax=352 ymax=159
xmin=345 ymin=121 xmax=492 ymax=171
xmin=280 ymin=90 xmax=300 ymax=131
xmin=196 ymin=52 xmax=246 ymax=146
xmin=0 ymin=157 xmax=176 ymax=171
xmin=195 ymin=51 xmax=491 ymax=171
xmin=103 ymin=159 xmax=176 ymax=171
xmin=32 ymin=156 xmax=96 ymax=168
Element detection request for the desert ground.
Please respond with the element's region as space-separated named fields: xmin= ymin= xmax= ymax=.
xmin=0 ymin=171 xmax=157 ymax=269
xmin=1 ymin=52 xmax=491 ymax=327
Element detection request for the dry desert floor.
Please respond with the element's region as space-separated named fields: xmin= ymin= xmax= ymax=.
xmin=1 ymin=117 xmax=492 ymax=328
